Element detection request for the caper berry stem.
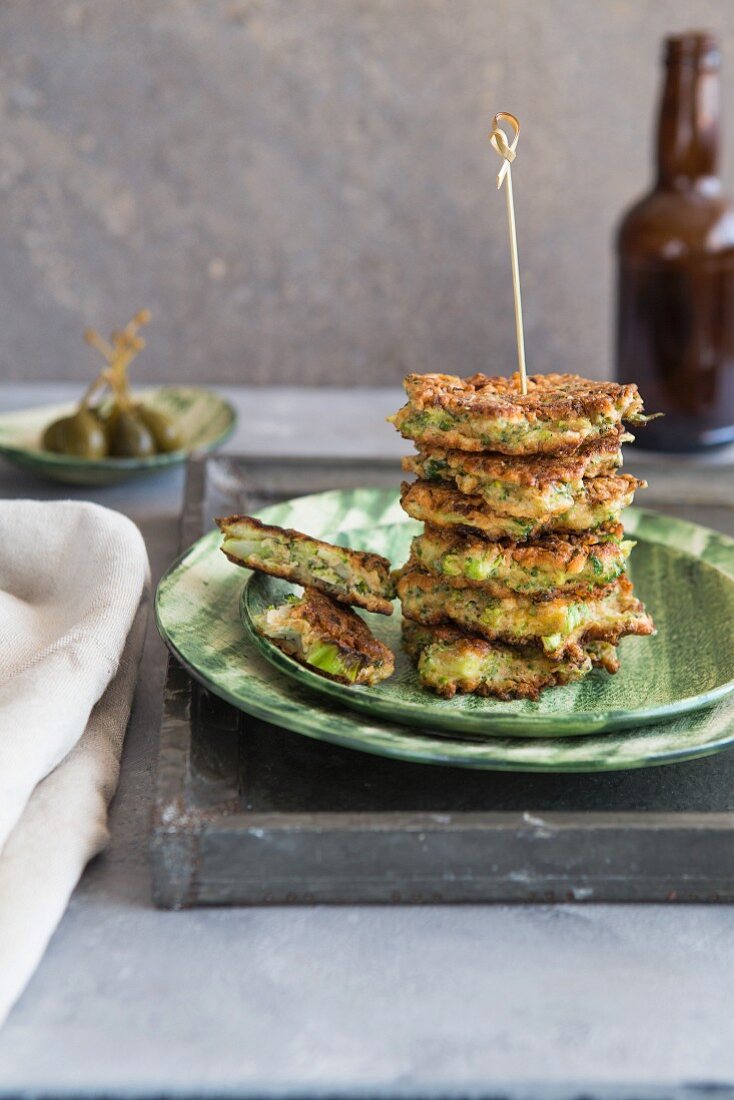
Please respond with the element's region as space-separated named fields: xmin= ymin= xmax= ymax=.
xmin=78 ymin=368 xmax=110 ymax=412
xmin=83 ymin=311 xmax=151 ymax=413
xmin=84 ymin=328 xmax=115 ymax=362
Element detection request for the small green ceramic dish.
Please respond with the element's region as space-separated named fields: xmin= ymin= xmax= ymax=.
xmin=0 ymin=386 xmax=236 ymax=485
xmin=155 ymin=487 xmax=734 ymax=772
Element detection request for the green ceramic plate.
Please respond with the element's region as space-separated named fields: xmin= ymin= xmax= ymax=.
xmin=0 ymin=386 xmax=236 ymax=485
xmin=240 ymin=510 xmax=734 ymax=737
xmin=155 ymin=487 xmax=734 ymax=772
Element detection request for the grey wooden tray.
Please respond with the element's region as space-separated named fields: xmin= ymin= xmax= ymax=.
xmin=150 ymin=452 xmax=734 ymax=907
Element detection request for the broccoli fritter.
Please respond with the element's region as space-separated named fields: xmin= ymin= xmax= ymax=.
xmin=407 ymin=525 xmax=634 ymax=597
xmin=400 ymin=475 xmax=643 ymax=540
xmin=402 ymin=434 xmax=628 ymax=518
xmin=401 ymin=621 xmax=595 ymax=698
xmin=396 ymin=571 xmax=655 ymax=659
xmin=388 ymin=372 xmax=649 ymax=455
xmin=254 ymin=587 xmax=394 ymax=685
xmin=217 ymin=514 xmax=395 ymax=615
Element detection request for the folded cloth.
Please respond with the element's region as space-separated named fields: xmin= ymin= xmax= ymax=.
xmin=0 ymin=500 xmax=149 ymax=1026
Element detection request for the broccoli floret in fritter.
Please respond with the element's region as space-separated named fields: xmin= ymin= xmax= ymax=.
xmin=254 ymin=587 xmax=394 ymax=685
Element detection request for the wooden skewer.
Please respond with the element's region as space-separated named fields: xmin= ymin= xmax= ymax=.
xmin=489 ymin=111 xmax=527 ymax=396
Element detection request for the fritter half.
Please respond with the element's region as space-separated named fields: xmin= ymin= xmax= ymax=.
xmin=402 ymin=434 xmax=628 ymax=519
xmin=396 ymin=571 xmax=655 ymax=659
xmin=389 ymin=372 xmax=649 ymax=455
xmin=217 ymin=514 xmax=395 ymax=615
xmin=407 ymin=525 xmax=634 ymax=597
xmin=401 ymin=621 xmax=595 ymax=699
xmin=254 ymin=588 xmax=395 ymax=685
xmin=400 ymin=476 xmax=643 ymax=540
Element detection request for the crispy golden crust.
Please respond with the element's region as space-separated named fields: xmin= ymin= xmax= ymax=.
xmin=295 ymin=589 xmax=392 ymax=665
xmin=393 ymin=422 xmax=612 ymax=457
xmin=402 ymin=372 xmax=643 ymax=421
xmin=403 ymin=432 xmax=626 ymax=488
xmin=417 ymin=523 xmax=626 ymax=567
xmin=580 ymin=595 xmax=656 ymax=643
xmin=406 ymin=531 xmax=628 ymax=598
xmin=586 ymin=641 xmax=621 ymax=675
xmin=217 ymin=515 xmax=390 ymax=576
xmin=217 ymin=514 xmax=394 ymax=615
xmin=257 ymin=588 xmax=395 ymax=685
xmin=583 ymin=474 xmax=646 ymax=502
xmin=397 ymin=570 xmax=655 ymax=658
xmin=401 ymin=620 xmax=467 ymax=662
xmin=398 ymin=558 xmax=617 ymax=602
xmin=399 ymin=479 xmax=639 ymax=540
xmin=402 ymin=622 xmax=623 ymax=665
xmin=400 ymin=621 xmax=592 ymax=700
xmin=404 ymin=526 xmax=630 ymax=597
xmin=389 ymin=373 xmax=647 ymax=455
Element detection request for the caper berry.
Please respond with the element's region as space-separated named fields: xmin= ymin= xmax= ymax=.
xmin=107 ymin=408 xmax=156 ymax=458
xmin=136 ymin=404 xmax=183 ymax=453
xmin=42 ymin=408 xmax=108 ymax=459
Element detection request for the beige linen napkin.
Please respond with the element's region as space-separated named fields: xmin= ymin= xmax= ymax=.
xmin=0 ymin=500 xmax=149 ymax=1026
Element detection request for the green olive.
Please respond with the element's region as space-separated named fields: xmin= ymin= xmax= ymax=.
xmin=107 ymin=408 xmax=157 ymax=458
xmin=42 ymin=408 xmax=109 ymax=459
xmin=136 ymin=404 xmax=183 ymax=453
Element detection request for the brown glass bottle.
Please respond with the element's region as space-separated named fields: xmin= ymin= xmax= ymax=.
xmin=616 ymin=32 xmax=734 ymax=450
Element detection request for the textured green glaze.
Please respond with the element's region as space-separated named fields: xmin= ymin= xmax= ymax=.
xmin=242 ymin=535 xmax=734 ymax=735
xmin=155 ymin=487 xmax=734 ymax=772
xmin=0 ymin=387 xmax=236 ymax=485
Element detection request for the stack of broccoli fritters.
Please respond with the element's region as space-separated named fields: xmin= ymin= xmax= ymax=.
xmin=389 ymin=371 xmax=655 ymax=699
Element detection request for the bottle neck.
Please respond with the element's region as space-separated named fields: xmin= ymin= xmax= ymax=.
xmin=656 ymin=45 xmax=721 ymax=191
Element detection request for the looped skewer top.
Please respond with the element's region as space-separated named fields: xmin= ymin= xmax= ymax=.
xmin=489 ymin=111 xmax=520 ymax=190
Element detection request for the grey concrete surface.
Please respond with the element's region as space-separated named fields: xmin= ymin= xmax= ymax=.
xmin=2 ymin=1 xmax=734 ymax=387
xmin=0 ymin=385 xmax=733 ymax=1099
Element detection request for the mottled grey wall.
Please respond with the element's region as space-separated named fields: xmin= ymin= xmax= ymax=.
xmin=1 ymin=0 xmax=734 ymax=386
